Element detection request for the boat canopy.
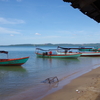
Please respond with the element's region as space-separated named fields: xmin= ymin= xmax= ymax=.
xmin=57 ymin=46 xmax=93 ymax=50
xmin=0 ymin=51 xmax=8 ymax=54
xmin=36 ymin=48 xmax=58 ymax=51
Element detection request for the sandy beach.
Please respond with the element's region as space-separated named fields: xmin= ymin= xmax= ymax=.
xmin=41 ymin=67 xmax=100 ymax=100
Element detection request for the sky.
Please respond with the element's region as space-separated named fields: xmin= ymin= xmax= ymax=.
xmin=0 ymin=0 xmax=100 ymax=45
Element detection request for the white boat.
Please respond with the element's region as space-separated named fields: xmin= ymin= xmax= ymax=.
xmin=80 ymin=52 xmax=100 ymax=57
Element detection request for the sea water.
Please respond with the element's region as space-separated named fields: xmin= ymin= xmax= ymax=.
xmin=0 ymin=46 xmax=100 ymax=100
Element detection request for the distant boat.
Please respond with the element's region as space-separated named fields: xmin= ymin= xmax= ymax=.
xmin=79 ymin=48 xmax=93 ymax=51
xmin=0 ymin=51 xmax=29 ymax=66
xmin=78 ymin=47 xmax=100 ymax=52
xmin=35 ymin=48 xmax=82 ymax=58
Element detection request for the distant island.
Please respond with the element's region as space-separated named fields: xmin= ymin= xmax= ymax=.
xmin=0 ymin=43 xmax=100 ymax=47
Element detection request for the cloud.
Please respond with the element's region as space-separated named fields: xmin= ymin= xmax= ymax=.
xmin=0 ymin=17 xmax=25 ymax=24
xmin=10 ymin=34 xmax=14 ymax=36
xmin=35 ymin=33 xmax=41 ymax=35
xmin=0 ymin=27 xmax=20 ymax=34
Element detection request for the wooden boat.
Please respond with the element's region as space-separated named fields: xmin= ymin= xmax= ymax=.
xmin=57 ymin=46 xmax=100 ymax=57
xmin=0 ymin=51 xmax=29 ymax=66
xmin=35 ymin=48 xmax=82 ymax=58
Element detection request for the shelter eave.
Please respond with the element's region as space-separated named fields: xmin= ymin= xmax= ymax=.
xmin=63 ymin=0 xmax=100 ymax=23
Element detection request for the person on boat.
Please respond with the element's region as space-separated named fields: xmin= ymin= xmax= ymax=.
xmin=43 ymin=52 xmax=48 ymax=55
xmin=45 ymin=52 xmax=48 ymax=55
xmin=65 ymin=49 xmax=67 ymax=54
xmin=49 ymin=51 xmax=52 ymax=55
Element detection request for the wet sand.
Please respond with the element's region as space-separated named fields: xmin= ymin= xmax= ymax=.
xmin=41 ymin=67 xmax=100 ymax=100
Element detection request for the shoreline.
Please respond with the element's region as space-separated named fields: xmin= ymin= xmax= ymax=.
xmin=2 ymin=66 xmax=100 ymax=100
xmin=41 ymin=66 xmax=100 ymax=100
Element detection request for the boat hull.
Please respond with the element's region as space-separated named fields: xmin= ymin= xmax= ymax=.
xmin=36 ymin=53 xmax=81 ymax=58
xmin=81 ymin=52 xmax=100 ymax=57
xmin=0 ymin=57 xmax=29 ymax=66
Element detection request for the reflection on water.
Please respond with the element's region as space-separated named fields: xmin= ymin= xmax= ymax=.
xmin=0 ymin=66 xmax=27 ymax=78
xmin=0 ymin=66 xmax=28 ymax=99
xmin=0 ymin=66 xmax=26 ymax=72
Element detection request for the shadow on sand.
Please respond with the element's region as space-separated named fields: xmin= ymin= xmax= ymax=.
xmin=96 ymin=94 xmax=100 ymax=100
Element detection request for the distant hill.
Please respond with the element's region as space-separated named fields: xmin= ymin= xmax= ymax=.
xmin=0 ymin=43 xmax=100 ymax=47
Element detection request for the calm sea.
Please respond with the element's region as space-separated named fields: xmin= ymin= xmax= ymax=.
xmin=0 ymin=46 xmax=100 ymax=100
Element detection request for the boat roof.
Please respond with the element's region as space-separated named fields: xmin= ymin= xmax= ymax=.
xmin=0 ymin=51 xmax=8 ymax=54
xmin=57 ymin=46 xmax=93 ymax=50
xmin=63 ymin=0 xmax=100 ymax=23
xmin=36 ymin=47 xmax=93 ymax=51
xmin=36 ymin=48 xmax=58 ymax=51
